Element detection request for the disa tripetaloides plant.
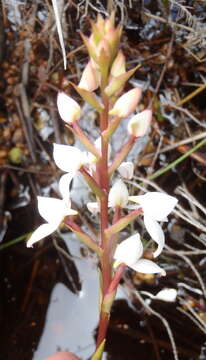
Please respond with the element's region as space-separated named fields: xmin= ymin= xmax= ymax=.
xmin=27 ymin=13 xmax=178 ymax=360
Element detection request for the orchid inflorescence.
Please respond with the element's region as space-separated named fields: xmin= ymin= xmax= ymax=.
xmin=27 ymin=13 xmax=178 ymax=359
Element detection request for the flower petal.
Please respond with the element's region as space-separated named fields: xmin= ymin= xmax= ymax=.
xmin=127 ymin=109 xmax=152 ymax=137
xmin=109 ymin=179 xmax=129 ymax=208
xmin=57 ymin=92 xmax=81 ymax=124
xmin=59 ymin=173 xmax=74 ymax=200
xmin=144 ymin=215 xmax=165 ymax=257
xmin=114 ymin=233 xmax=143 ymax=266
xmin=37 ymin=196 xmax=68 ymax=224
xmin=87 ymin=137 xmax=111 ymax=163
xmin=109 ymin=88 xmax=142 ymax=118
xmin=27 ymin=223 xmax=58 ymax=247
xmin=130 ymin=192 xmax=178 ymax=221
xmin=79 ymin=60 xmax=99 ymax=92
xmin=118 ymin=162 xmax=134 ymax=180
xmin=53 ymin=143 xmax=84 ymax=173
xmin=87 ymin=202 xmax=99 ymax=214
xmin=131 ymin=259 xmax=166 ymax=276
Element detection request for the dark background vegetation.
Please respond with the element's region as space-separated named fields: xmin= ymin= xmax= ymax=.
xmin=0 ymin=1 xmax=206 ymax=359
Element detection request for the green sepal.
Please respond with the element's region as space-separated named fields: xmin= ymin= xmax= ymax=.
xmin=71 ymin=83 xmax=104 ymax=112
xmin=105 ymin=209 xmax=142 ymax=237
xmin=105 ymin=65 xmax=140 ymax=97
xmin=80 ymin=33 xmax=98 ymax=62
xmin=91 ymin=340 xmax=106 ymax=360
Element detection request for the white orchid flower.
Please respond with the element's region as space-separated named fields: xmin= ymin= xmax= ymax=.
xmin=87 ymin=179 xmax=129 ymax=214
xmin=53 ymin=143 xmax=89 ymax=175
xmin=114 ymin=233 xmax=165 ymax=275
xmin=108 ymin=179 xmax=129 ymax=208
xmin=129 ymin=192 xmax=178 ymax=257
xmin=27 ymin=174 xmax=77 ymax=248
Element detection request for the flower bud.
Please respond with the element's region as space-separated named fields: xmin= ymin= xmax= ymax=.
xmin=79 ymin=61 xmax=99 ymax=92
xmin=111 ymin=50 xmax=126 ymax=77
xmin=57 ymin=92 xmax=81 ymax=124
xmin=109 ymin=88 xmax=142 ymax=118
xmin=118 ymin=162 xmax=134 ymax=179
xmin=128 ymin=109 xmax=152 ymax=137
xmin=109 ymin=179 xmax=129 ymax=208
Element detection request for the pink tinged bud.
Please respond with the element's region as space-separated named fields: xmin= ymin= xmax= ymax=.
xmin=109 ymin=179 xmax=129 ymax=208
xmin=57 ymin=92 xmax=81 ymax=124
xmin=118 ymin=162 xmax=134 ymax=180
xmin=111 ymin=50 xmax=126 ymax=77
xmin=109 ymin=88 xmax=142 ymax=118
xmin=128 ymin=109 xmax=152 ymax=137
xmin=79 ymin=61 xmax=99 ymax=92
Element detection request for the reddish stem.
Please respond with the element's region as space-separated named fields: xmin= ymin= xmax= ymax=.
xmin=96 ymin=263 xmax=126 ymax=347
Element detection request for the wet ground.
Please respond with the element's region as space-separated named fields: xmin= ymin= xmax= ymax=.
xmin=1 ymin=1 xmax=206 ymax=359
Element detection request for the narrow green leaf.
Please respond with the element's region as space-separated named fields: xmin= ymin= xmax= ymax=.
xmin=91 ymin=340 xmax=106 ymax=360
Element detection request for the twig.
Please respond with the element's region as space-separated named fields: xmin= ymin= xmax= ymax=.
xmin=148 ymin=34 xmax=174 ymax=108
xmin=159 ymin=132 xmax=206 ymax=154
xmin=15 ymin=97 xmax=36 ymax=163
xmin=134 ymin=290 xmax=179 ymax=360
xmin=165 ymin=245 xmax=206 ymax=299
xmin=176 ymin=83 xmax=206 ymax=107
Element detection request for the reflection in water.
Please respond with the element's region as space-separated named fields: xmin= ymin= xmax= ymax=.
xmin=33 ymin=236 xmax=99 ymax=360
xmin=33 ymin=235 xmax=126 ymax=360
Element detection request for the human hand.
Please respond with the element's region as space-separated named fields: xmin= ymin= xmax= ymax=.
xmin=42 ymin=351 xmax=80 ymax=360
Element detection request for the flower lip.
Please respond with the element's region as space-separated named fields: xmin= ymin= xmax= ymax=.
xmin=108 ymin=179 xmax=129 ymax=208
xmin=114 ymin=233 xmax=165 ymax=275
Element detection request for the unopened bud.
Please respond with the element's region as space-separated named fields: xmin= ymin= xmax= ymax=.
xmin=79 ymin=61 xmax=99 ymax=92
xmin=128 ymin=109 xmax=152 ymax=137
xmin=118 ymin=162 xmax=134 ymax=180
xmin=109 ymin=88 xmax=142 ymax=118
xmin=57 ymin=92 xmax=81 ymax=124
xmin=111 ymin=50 xmax=126 ymax=77
xmin=109 ymin=179 xmax=129 ymax=208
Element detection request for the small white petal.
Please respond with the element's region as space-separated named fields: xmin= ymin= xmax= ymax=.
xmin=53 ymin=143 xmax=84 ymax=173
xmin=59 ymin=173 xmax=74 ymax=200
xmin=127 ymin=109 xmax=152 ymax=137
xmin=144 ymin=215 xmax=165 ymax=257
xmin=27 ymin=223 xmax=58 ymax=247
xmin=109 ymin=88 xmax=142 ymax=118
xmin=109 ymin=180 xmax=129 ymax=208
xmin=87 ymin=137 xmax=111 ymax=163
xmin=155 ymin=288 xmax=177 ymax=302
xmin=57 ymin=92 xmax=81 ymax=124
xmin=118 ymin=162 xmax=134 ymax=180
xmin=130 ymin=192 xmax=178 ymax=221
xmin=87 ymin=202 xmax=99 ymax=214
xmin=37 ymin=196 xmax=68 ymax=224
xmin=114 ymin=233 xmax=143 ymax=266
xmin=131 ymin=259 xmax=166 ymax=275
